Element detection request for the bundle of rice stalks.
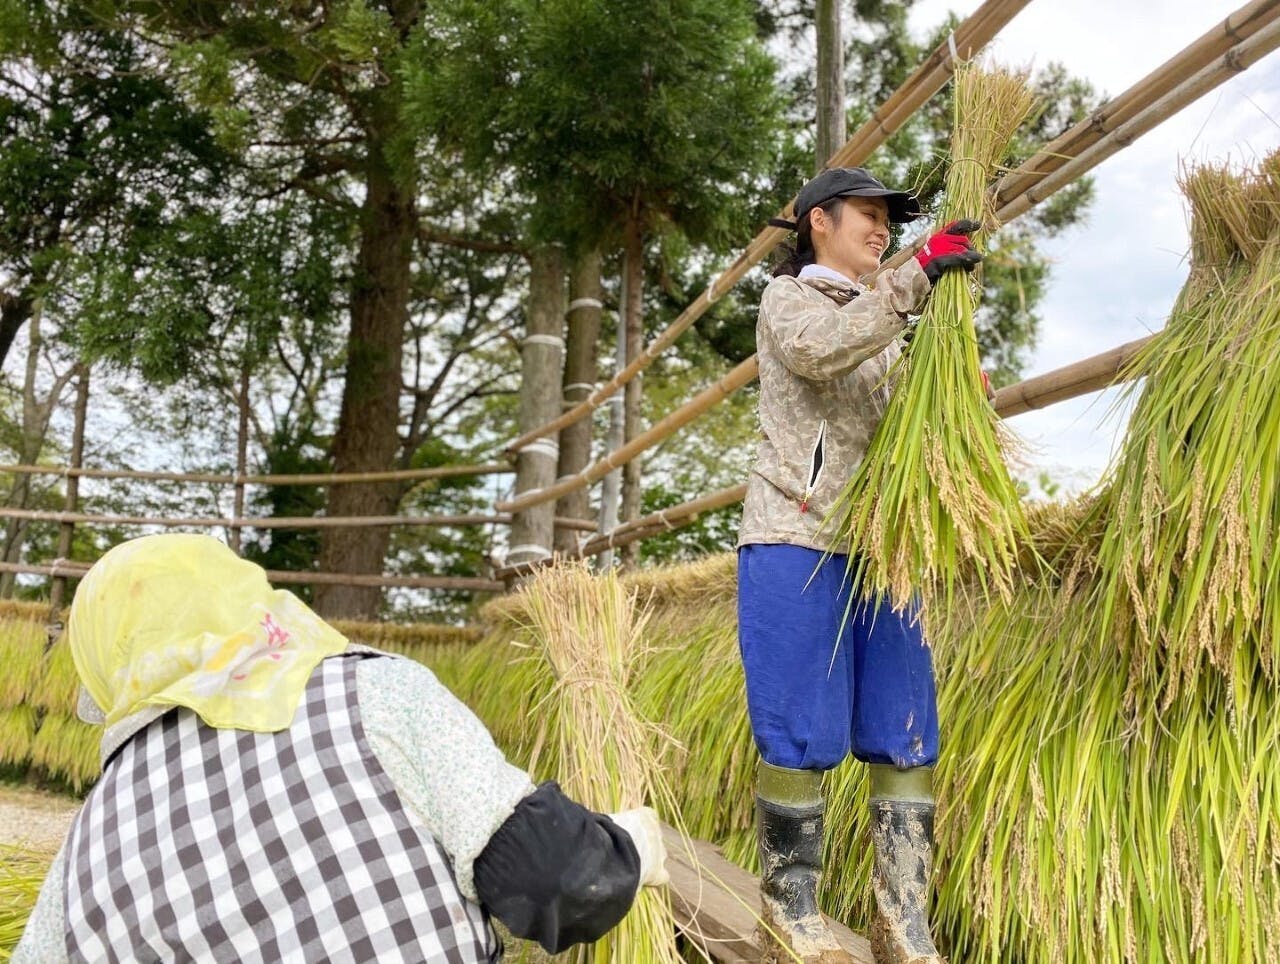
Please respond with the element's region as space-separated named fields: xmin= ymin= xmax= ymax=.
xmin=29 ymin=714 xmax=99 ymax=794
xmin=0 ymin=620 xmax=45 ymax=710
xmin=29 ymin=633 xmax=78 ymax=716
xmin=0 ymin=846 xmax=51 ymax=960
xmin=0 ymin=707 xmax=36 ymax=769
xmin=428 ymin=507 xmax=1280 ymax=963
xmin=830 ymin=62 xmax=1037 ymax=610
xmin=1077 ymin=152 xmax=1280 ymax=702
xmin=517 ymin=564 xmax=685 ymax=964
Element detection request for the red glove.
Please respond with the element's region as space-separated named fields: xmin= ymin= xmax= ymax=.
xmin=915 ymin=219 xmax=983 ymax=285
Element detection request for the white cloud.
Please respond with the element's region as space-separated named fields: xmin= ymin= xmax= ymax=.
xmin=906 ymin=1 xmax=1280 ymax=493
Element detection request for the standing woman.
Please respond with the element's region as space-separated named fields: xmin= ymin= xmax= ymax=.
xmin=738 ymin=167 xmax=981 ymax=964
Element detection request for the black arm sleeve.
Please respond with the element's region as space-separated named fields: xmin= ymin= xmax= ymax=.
xmin=472 ymin=781 xmax=642 ymax=953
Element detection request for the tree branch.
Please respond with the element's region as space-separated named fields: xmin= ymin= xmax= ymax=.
xmin=417 ymin=223 xmax=525 ymax=256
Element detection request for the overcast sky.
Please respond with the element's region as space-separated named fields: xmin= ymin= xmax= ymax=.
xmin=904 ymin=1 xmax=1280 ymax=495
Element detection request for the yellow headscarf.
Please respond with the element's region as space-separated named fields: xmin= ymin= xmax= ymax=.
xmin=70 ymin=534 xmax=349 ymax=737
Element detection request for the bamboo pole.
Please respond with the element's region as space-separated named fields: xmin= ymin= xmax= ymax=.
xmin=230 ymin=364 xmax=251 ymax=552
xmin=48 ymin=365 xmax=89 ymax=615
xmin=500 ymin=0 xmax=1031 ymax=458
xmin=0 ymin=462 xmax=513 ymax=486
xmin=0 ymin=507 xmax=599 ymax=532
xmin=993 ymin=17 xmax=1280 ymax=225
xmin=991 ymin=335 xmax=1155 ymax=418
xmin=497 ymin=483 xmax=750 ymax=581
xmin=0 ymin=559 xmax=505 ymax=593
xmin=491 ymin=9 xmax=1280 ymax=519
xmin=497 ymin=330 xmax=1168 ymax=578
xmin=496 ymin=357 xmax=759 ymax=514
xmin=991 ymin=0 xmax=1280 ymax=208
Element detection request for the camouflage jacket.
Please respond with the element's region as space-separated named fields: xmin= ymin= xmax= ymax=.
xmin=737 ymin=260 xmax=931 ymax=552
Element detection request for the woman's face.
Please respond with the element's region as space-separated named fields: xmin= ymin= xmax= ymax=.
xmin=811 ymin=196 xmax=891 ymax=280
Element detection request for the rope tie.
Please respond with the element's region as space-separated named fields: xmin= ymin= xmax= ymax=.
xmin=506 ymin=544 xmax=552 ymax=563
xmin=517 ymin=438 xmax=560 ymax=461
xmin=566 ymin=297 xmax=604 ymax=314
xmin=523 ymin=334 xmax=565 ymax=350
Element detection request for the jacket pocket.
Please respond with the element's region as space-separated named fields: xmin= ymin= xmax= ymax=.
xmin=800 ymin=419 xmax=827 ymax=513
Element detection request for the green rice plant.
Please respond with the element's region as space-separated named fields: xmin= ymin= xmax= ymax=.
xmin=29 ymin=714 xmax=99 ymax=794
xmin=0 ymin=707 xmax=36 ymax=768
xmin=329 ymin=618 xmax=484 ymax=654
xmin=427 ymin=526 xmax=1280 ymax=963
xmin=0 ymin=846 xmax=51 ymax=961
xmin=829 ymin=62 xmax=1038 ymax=611
xmin=1075 ymin=153 xmax=1280 ymax=704
xmin=516 ymin=564 xmax=686 ymax=964
xmin=0 ymin=620 xmax=45 ymax=710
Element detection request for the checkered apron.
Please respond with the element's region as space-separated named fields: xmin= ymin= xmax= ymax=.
xmin=64 ymin=654 xmax=500 ymax=963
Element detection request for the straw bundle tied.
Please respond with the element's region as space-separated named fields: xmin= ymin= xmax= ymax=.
xmin=1068 ymin=149 xmax=1280 ymax=705
xmin=830 ymin=62 xmax=1037 ymax=610
xmin=516 ymin=564 xmax=686 ymax=964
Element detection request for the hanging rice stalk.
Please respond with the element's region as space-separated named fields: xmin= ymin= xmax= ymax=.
xmin=0 ymin=846 xmax=50 ymax=961
xmin=29 ymin=632 xmax=77 ymax=715
xmin=437 ymin=520 xmax=1279 ymax=963
xmin=830 ymin=62 xmax=1038 ymax=609
xmin=1072 ymin=151 xmax=1280 ymax=703
xmin=29 ymin=714 xmax=99 ymax=794
xmin=0 ymin=707 xmax=37 ymax=769
xmin=0 ymin=620 xmax=45 ymax=710
xmin=515 ymin=564 xmax=686 ymax=964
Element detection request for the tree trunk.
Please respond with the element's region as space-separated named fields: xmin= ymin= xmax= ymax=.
xmin=0 ymin=304 xmax=73 ymax=597
xmin=0 ymin=289 xmax=33 ymax=372
xmin=815 ymin=0 xmax=846 ymax=170
xmin=507 ymin=247 xmax=566 ymax=573
xmin=314 ymin=151 xmax=416 ymax=620
xmin=553 ymin=247 xmax=603 ymax=554
xmin=618 ymin=215 xmax=645 ymax=568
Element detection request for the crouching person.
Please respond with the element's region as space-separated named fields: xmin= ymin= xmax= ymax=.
xmin=14 ymin=533 xmax=667 ymax=963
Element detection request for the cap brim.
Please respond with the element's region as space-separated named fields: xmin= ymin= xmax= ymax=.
xmin=834 ymin=188 xmax=922 ymax=224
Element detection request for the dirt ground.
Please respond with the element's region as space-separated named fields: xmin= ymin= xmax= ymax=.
xmin=0 ymin=785 xmax=78 ymax=855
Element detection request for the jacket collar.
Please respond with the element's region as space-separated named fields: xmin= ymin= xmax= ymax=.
xmin=795 ymin=271 xmax=864 ymax=305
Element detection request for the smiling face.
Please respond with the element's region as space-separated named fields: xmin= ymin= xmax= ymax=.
xmin=809 ymin=196 xmax=891 ymax=281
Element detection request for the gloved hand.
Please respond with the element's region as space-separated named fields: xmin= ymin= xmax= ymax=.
xmin=981 ymin=369 xmax=995 ymax=402
xmin=915 ymin=219 xmax=984 ymax=285
xmin=608 ymin=806 xmax=670 ymax=888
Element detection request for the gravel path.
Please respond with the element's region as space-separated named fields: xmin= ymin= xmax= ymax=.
xmin=0 ymin=785 xmax=78 ymax=855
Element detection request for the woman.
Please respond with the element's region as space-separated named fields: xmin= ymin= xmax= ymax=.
xmin=14 ymin=534 xmax=666 ymax=962
xmin=739 ymin=167 xmax=980 ymax=964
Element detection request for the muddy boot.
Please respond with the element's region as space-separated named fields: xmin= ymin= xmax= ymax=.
xmin=755 ymin=762 xmax=854 ymax=964
xmin=868 ymin=764 xmax=945 ymax=964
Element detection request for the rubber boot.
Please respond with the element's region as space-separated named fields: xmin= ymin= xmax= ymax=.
xmin=755 ymin=762 xmax=854 ymax=964
xmin=867 ymin=764 xmax=945 ymax=964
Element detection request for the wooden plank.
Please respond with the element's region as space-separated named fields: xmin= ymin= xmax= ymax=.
xmin=662 ymin=825 xmax=875 ymax=963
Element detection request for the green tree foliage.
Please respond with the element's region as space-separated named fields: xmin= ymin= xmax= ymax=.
xmin=410 ymin=0 xmax=787 ymax=256
xmin=0 ymin=3 xmax=228 ymax=368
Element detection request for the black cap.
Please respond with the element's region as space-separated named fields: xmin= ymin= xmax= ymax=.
xmin=792 ymin=167 xmax=921 ymax=226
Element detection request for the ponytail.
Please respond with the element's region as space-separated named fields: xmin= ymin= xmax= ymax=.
xmin=770 ymin=198 xmax=844 ymax=278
